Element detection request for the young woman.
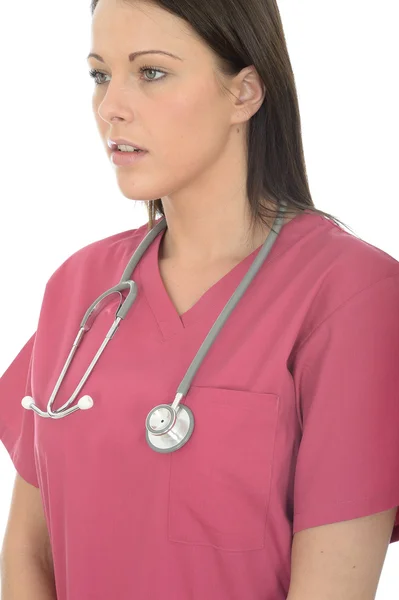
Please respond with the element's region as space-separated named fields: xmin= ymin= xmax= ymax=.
xmin=1 ymin=1 xmax=398 ymax=599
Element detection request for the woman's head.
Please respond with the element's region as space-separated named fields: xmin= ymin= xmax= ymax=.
xmin=89 ymin=0 xmax=349 ymax=234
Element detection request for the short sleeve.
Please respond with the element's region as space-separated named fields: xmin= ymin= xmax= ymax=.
xmin=292 ymin=273 xmax=399 ymax=544
xmin=0 ymin=332 xmax=39 ymax=488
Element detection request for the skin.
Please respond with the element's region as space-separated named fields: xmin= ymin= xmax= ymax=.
xmin=89 ymin=0 xmax=289 ymax=269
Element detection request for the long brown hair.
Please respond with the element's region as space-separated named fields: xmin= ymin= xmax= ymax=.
xmin=90 ymin=0 xmax=353 ymax=236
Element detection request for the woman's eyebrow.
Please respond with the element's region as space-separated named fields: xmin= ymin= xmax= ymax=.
xmin=86 ymin=50 xmax=184 ymax=63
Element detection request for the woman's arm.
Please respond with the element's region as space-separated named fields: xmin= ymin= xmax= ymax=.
xmin=0 ymin=474 xmax=57 ymax=599
xmin=287 ymin=506 xmax=397 ymax=600
xmin=1 ymin=549 xmax=57 ymax=599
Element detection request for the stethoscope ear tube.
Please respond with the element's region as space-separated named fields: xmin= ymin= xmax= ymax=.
xmin=20 ymin=221 xmax=166 ymax=422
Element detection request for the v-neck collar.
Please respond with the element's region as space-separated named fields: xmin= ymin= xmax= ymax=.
xmin=137 ymin=212 xmax=314 ymax=340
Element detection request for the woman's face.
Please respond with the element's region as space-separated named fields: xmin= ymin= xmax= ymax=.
xmin=88 ymin=0 xmax=240 ymax=202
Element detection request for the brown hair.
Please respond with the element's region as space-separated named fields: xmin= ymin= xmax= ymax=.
xmin=90 ymin=0 xmax=353 ymax=236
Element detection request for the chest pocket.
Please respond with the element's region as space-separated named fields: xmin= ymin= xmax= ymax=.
xmin=167 ymin=385 xmax=280 ymax=552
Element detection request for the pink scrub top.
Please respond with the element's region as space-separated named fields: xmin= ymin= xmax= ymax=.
xmin=1 ymin=211 xmax=399 ymax=600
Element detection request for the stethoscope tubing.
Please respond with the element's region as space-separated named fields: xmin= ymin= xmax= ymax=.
xmin=22 ymin=201 xmax=288 ymax=450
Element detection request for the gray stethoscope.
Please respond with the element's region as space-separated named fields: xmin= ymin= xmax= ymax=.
xmin=22 ymin=201 xmax=288 ymax=453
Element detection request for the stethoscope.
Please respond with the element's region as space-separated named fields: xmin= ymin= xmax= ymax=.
xmin=22 ymin=201 xmax=288 ymax=453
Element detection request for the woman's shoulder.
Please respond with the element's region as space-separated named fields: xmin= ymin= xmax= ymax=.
xmin=45 ymin=222 xmax=150 ymax=291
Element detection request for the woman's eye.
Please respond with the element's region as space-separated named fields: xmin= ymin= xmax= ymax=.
xmin=88 ymin=67 xmax=167 ymax=86
xmin=89 ymin=69 xmax=108 ymax=85
xmin=139 ymin=66 xmax=167 ymax=82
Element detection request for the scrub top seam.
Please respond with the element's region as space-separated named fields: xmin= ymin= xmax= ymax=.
xmin=292 ymin=269 xmax=399 ymax=360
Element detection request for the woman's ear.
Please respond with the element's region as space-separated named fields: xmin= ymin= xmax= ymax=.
xmin=232 ymin=66 xmax=266 ymax=122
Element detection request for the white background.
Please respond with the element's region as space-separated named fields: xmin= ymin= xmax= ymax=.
xmin=0 ymin=0 xmax=398 ymax=596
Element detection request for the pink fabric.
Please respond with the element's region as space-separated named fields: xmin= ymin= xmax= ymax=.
xmin=1 ymin=211 xmax=399 ymax=600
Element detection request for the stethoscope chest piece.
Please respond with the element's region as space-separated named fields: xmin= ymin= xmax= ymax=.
xmin=145 ymin=403 xmax=195 ymax=453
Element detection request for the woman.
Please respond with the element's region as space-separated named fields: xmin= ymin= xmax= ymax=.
xmin=1 ymin=0 xmax=399 ymax=599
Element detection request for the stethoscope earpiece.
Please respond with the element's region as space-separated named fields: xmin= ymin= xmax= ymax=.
xmin=77 ymin=395 xmax=94 ymax=410
xmin=21 ymin=396 xmax=34 ymax=410
xmin=21 ymin=394 xmax=94 ymax=415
